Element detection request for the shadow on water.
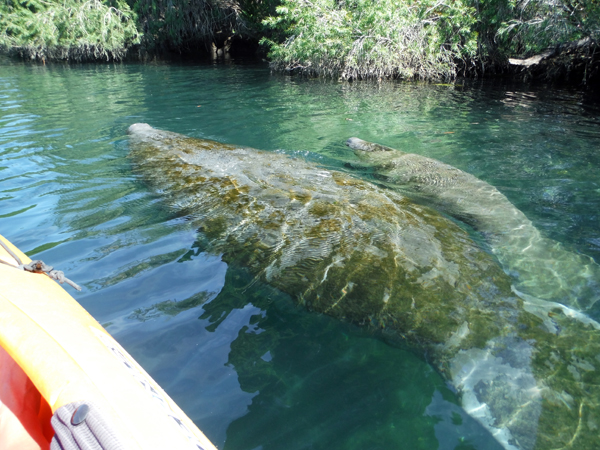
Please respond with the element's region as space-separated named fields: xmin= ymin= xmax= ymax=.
xmin=215 ymin=274 xmax=504 ymax=450
xmin=157 ymin=259 xmax=506 ymax=450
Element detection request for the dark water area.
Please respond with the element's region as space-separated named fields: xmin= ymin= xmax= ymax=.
xmin=1 ymin=56 xmax=600 ymax=450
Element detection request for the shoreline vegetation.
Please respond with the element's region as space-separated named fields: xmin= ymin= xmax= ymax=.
xmin=1 ymin=0 xmax=598 ymax=86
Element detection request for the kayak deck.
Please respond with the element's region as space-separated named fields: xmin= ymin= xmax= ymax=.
xmin=0 ymin=234 xmax=217 ymax=450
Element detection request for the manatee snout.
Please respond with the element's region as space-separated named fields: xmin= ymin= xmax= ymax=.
xmin=128 ymin=123 xmax=154 ymax=136
xmin=346 ymin=137 xmax=367 ymax=150
xmin=346 ymin=137 xmax=395 ymax=153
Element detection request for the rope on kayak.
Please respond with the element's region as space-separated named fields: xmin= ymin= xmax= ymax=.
xmin=0 ymin=239 xmax=82 ymax=291
xmin=22 ymin=260 xmax=82 ymax=291
xmin=0 ymin=237 xmax=23 ymax=266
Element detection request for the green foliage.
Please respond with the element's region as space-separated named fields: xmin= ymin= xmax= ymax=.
xmin=1 ymin=0 xmax=597 ymax=76
xmin=133 ymin=0 xmax=251 ymax=52
xmin=496 ymin=0 xmax=600 ymax=55
xmin=260 ymin=0 xmax=478 ymax=80
xmin=238 ymin=0 xmax=280 ymax=35
xmin=0 ymin=0 xmax=140 ymax=61
xmin=468 ymin=0 xmax=514 ymax=64
xmin=261 ymin=0 xmax=600 ymax=79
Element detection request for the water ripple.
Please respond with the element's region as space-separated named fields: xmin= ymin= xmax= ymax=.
xmin=1 ymin=58 xmax=600 ymax=450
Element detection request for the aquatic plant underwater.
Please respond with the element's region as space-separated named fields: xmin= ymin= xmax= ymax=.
xmin=128 ymin=124 xmax=600 ymax=450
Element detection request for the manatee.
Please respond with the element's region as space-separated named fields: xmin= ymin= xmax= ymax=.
xmin=128 ymin=123 xmax=600 ymax=450
xmin=346 ymin=137 xmax=600 ymax=312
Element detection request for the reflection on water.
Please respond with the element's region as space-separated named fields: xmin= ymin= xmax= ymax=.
xmin=1 ymin=56 xmax=600 ymax=449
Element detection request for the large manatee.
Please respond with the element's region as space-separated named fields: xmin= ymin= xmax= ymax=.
xmin=128 ymin=124 xmax=600 ymax=450
xmin=346 ymin=137 xmax=600 ymax=312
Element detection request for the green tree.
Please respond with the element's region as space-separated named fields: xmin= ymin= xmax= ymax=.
xmin=260 ymin=0 xmax=478 ymax=80
xmin=133 ymin=0 xmax=244 ymax=52
xmin=497 ymin=0 xmax=600 ymax=55
xmin=132 ymin=0 xmax=279 ymax=54
xmin=0 ymin=0 xmax=140 ymax=60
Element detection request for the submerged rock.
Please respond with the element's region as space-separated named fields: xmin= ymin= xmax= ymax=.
xmin=129 ymin=123 xmax=600 ymax=450
xmin=346 ymin=137 xmax=600 ymax=312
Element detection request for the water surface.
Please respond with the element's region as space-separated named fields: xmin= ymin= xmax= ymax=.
xmin=1 ymin=57 xmax=599 ymax=449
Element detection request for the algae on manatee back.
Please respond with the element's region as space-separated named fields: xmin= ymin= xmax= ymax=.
xmin=129 ymin=123 xmax=600 ymax=450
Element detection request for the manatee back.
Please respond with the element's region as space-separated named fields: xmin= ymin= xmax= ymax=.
xmin=129 ymin=127 xmax=515 ymax=354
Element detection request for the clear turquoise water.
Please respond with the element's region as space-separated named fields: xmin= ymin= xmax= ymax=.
xmin=1 ymin=57 xmax=600 ymax=450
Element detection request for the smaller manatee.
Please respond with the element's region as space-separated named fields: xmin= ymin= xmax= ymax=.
xmin=346 ymin=137 xmax=600 ymax=311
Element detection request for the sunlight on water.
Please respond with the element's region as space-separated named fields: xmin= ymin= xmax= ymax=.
xmin=1 ymin=56 xmax=599 ymax=450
